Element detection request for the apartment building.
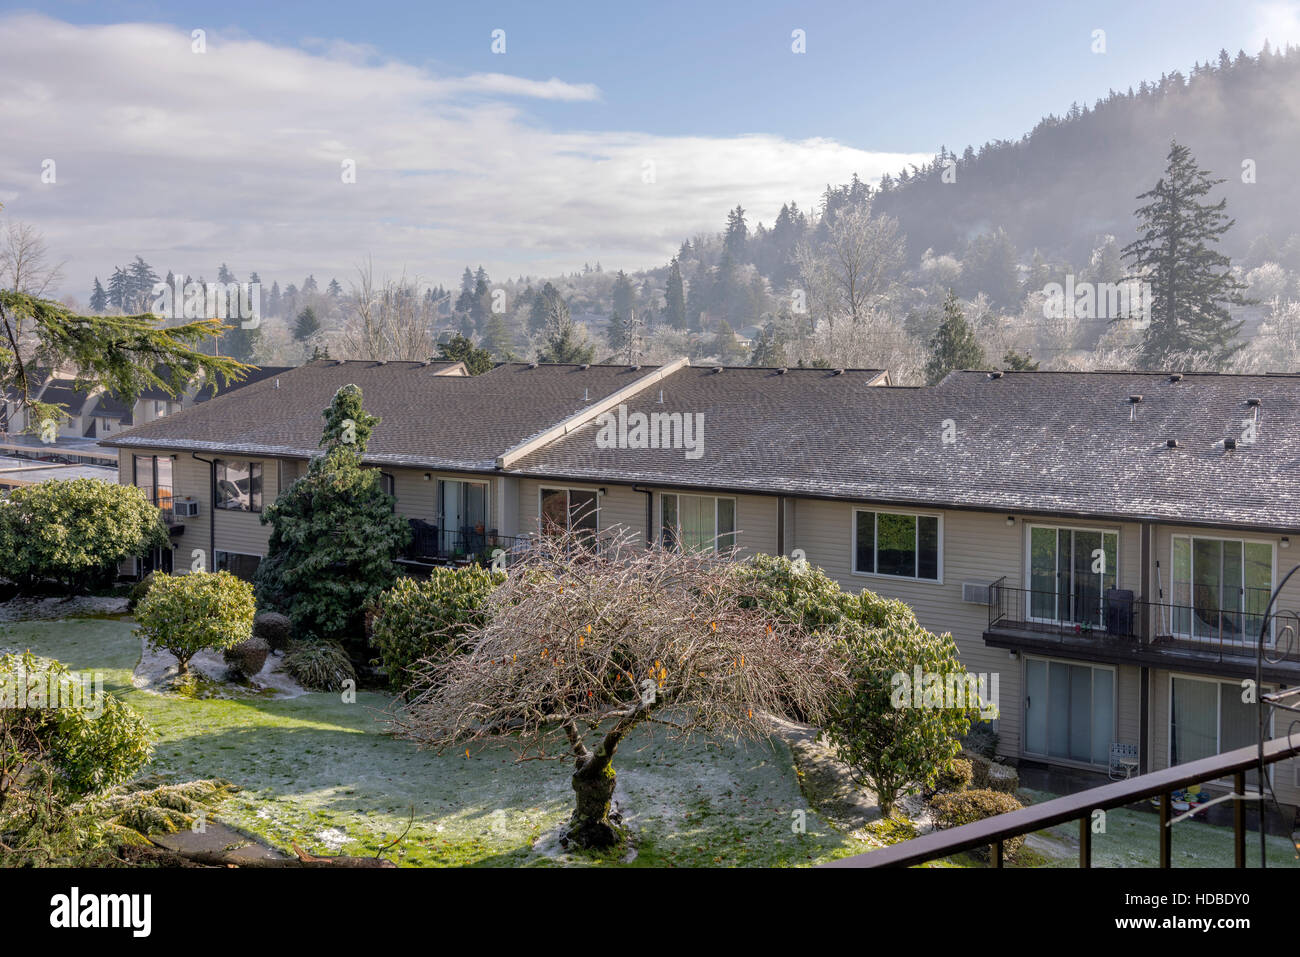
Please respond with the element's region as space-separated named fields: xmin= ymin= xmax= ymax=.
xmin=99 ymin=357 xmax=1300 ymax=807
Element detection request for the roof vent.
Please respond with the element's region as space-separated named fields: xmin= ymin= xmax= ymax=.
xmin=1166 ymin=438 xmax=1180 ymax=449
xmin=1169 ymin=374 xmax=1183 ymax=383
xmin=1128 ymin=394 xmax=1143 ymax=404
xmin=374 ymin=360 xmax=386 ymax=365
xmin=1224 ymin=437 xmax=1238 ymax=451
xmin=776 ymin=367 xmax=787 ymax=375
xmin=420 ymin=360 xmax=431 ymax=367
xmin=833 ymin=368 xmax=845 ymax=376
xmin=710 ymin=366 xmax=723 ymax=374
xmin=579 ymin=364 xmax=590 ymax=371
xmin=630 ymin=364 xmax=641 ymax=372
xmin=988 ymin=371 xmax=1003 ymax=380
xmin=1246 ymin=397 xmax=1262 ymax=408
xmin=527 ymin=362 xmax=538 ymax=370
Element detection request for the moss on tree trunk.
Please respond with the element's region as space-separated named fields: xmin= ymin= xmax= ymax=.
xmin=566 ymin=753 xmax=621 ymax=849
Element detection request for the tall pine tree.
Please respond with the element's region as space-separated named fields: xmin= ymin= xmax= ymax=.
xmin=665 ymin=257 xmax=687 ymax=330
xmin=1122 ymin=141 xmax=1250 ymax=368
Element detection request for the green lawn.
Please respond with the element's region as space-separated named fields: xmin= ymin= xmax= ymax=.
xmin=12 ymin=616 xmax=1292 ymax=868
xmin=5 ymin=616 xmax=870 ymax=867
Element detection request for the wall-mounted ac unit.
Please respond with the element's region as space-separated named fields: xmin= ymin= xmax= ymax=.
xmin=174 ymin=500 xmax=200 ymax=518
xmin=962 ymin=581 xmax=994 ymax=604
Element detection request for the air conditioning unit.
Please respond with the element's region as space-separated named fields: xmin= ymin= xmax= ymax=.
xmin=962 ymin=581 xmax=994 ymax=604
xmin=174 ymin=500 xmax=200 ymax=518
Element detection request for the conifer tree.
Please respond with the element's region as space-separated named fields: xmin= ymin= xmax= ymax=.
xmin=925 ymin=292 xmax=986 ymax=384
xmin=1122 ymin=141 xmax=1250 ymax=368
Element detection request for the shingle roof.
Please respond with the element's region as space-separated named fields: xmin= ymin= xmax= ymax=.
xmin=101 ymin=359 xmax=663 ymax=472
xmin=191 ymin=364 xmax=299 ymax=403
xmin=37 ymin=382 xmax=92 ymax=416
xmin=509 ymin=368 xmax=1300 ymax=531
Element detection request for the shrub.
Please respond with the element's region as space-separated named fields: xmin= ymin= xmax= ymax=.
xmin=127 ymin=571 xmax=160 ymax=611
xmin=253 ymin=611 xmax=293 ymax=651
xmin=134 ymin=571 xmax=255 ymax=673
xmin=933 ymin=757 xmax=974 ymax=794
xmin=0 ymin=651 xmax=153 ymax=801
xmin=223 ymin=636 xmax=270 ymax=680
xmin=929 ymin=788 xmax=1025 ymax=861
xmin=254 ymin=385 xmax=410 ymax=652
xmin=285 ymin=640 xmax=355 ymax=691
xmin=972 ymin=759 xmax=1019 ymax=793
xmin=0 ymin=479 xmax=168 ymax=592
xmin=961 ymin=722 xmax=999 ymax=759
xmin=370 ymin=567 xmax=504 ymax=692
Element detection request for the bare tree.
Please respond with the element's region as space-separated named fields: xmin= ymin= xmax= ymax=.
xmin=339 ymin=259 xmax=435 ymax=361
xmin=0 ymin=220 xmax=65 ymax=299
xmin=390 ymin=529 xmax=846 ymax=850
xmin=796 ymin=204 xmax=905 ymax=329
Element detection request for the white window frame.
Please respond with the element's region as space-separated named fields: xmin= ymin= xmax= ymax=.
xmin=1021 ymin=654 xmax=1119 ymax=769
xmin=850 ymin=507 xmax=943 ymax=583
xmin=1023 ymin=522 xmax=1121 ymax=626
xmin=537 ymin=486 xmax=600 ymax=535
xmin=1169 ymin=533 xmax=1276 ymax=643
xmin=1167 ymin=672 xmax=1274 ymax=776
xmin=659 ymin=492 xmax=737 ymax=554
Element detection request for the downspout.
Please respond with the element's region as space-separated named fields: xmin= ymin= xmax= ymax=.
xmin=633 ymin=485 xmax=653 ymax=547
xmin=777 ymin=496 xmax=786 ymax=556
xmin=191 ymin=452 xmax=217 ymax=573
xmin=1140 ymin=521 xmax=1152 ymax=773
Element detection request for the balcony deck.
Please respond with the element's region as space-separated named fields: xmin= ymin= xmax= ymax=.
xmin=984 ymin=581 xmax=1300 ymax=681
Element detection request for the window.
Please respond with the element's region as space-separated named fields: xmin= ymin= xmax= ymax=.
xmin=440 ymin=479 xmax=490 ymax=553
xmin=215 ymin=551 xmax=261 ymax=581
xmin=539 ymin=487 xmax=598 ymax=542
xmin=1171 ymin=536 xmax=1273 ymax=643
xmin=661 ymin=494 xmax=735 ymax=553
xmin=1024 ymin=658 xmax=1115 ymax=766
xmin=1027 ymin=525 xmax=1118 ymax=625
xmin=215 ymin=460 xmax=263 ymax=511
xmin=852 ymin=509 xmax=940 ymax=580
xmin=133 ymin=454 xmax=174 ymax=516
xmin=1170 ymin=676 xmax=1268 ymax=784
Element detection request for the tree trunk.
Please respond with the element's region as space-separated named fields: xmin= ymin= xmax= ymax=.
xmin=567 ymin=753 xmax=621 ymax=850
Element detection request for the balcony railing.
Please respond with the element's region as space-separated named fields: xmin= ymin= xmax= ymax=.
xmin=987 ymin=579 xmax=1300 ymax=670
xmin=824 ymin=735 xmax=1300 ymax=868
xmin=401 ymin=521 xmax=530 ymax=569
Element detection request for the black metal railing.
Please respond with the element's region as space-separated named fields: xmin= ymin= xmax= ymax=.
xmin=402 ymin=521 xmax=529 ymax=568
xmin=988 ymin=579 xmax=1300 ymax=667
xmin=823 ymin=736 xmax=1300 ymax=868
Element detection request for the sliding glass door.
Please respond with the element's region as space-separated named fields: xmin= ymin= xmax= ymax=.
xmin=1024 ymin=658 xmax=1115 ymax=765
xmin=1170 ymin=536 xmax=1272 ymax=643
xmin=439 ymin=480 xmax=489 ymax=554
xmin=1028 ymin=526 xmax=1117 ymax=626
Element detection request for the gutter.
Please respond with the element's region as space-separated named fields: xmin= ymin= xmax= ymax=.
xmin=190 ymin=452 xmax=217 ymax=572
xmin=494 ymin=357 xmax=690 ymax=469
xmin=633 ymin=485 xmax=654 ymax=547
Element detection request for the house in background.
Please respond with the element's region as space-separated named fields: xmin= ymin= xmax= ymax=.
xmin=99 ymin=357 xmax=1300 ymax=817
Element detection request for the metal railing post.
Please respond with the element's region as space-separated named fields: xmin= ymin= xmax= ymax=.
xmin=1079 ymin=816 xmax=1091 ymax=868
xmin=1159 ymin=792 xmax=1171 ymax=868
xmin=1234 ymin=771 xmax=1246 ymax=868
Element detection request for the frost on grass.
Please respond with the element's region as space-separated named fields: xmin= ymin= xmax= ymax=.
xmin=133 ymin=636 xmax=307 ymax=699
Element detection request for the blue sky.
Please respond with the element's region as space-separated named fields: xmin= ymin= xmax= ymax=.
xmin=18 ymin=0 xmax=1295 ymax=150
xmin=2 ymin=1 xmax=1297 ymax=294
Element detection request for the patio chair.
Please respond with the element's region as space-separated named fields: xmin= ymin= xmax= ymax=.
xmin=1108 ymin=742 xmax=1139 ymax=780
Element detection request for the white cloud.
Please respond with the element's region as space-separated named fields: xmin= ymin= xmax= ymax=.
xmin=0 ymin=13 xmax=928 ymax=296
xmin=1251 ymin=1 xmax=1300 ymax=49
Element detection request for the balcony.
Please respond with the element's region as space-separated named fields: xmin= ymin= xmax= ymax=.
xmin=397 ymin=520 xmax=530 ymax=572
xmin=984 ymin=579 xmax=1300 ymax=681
